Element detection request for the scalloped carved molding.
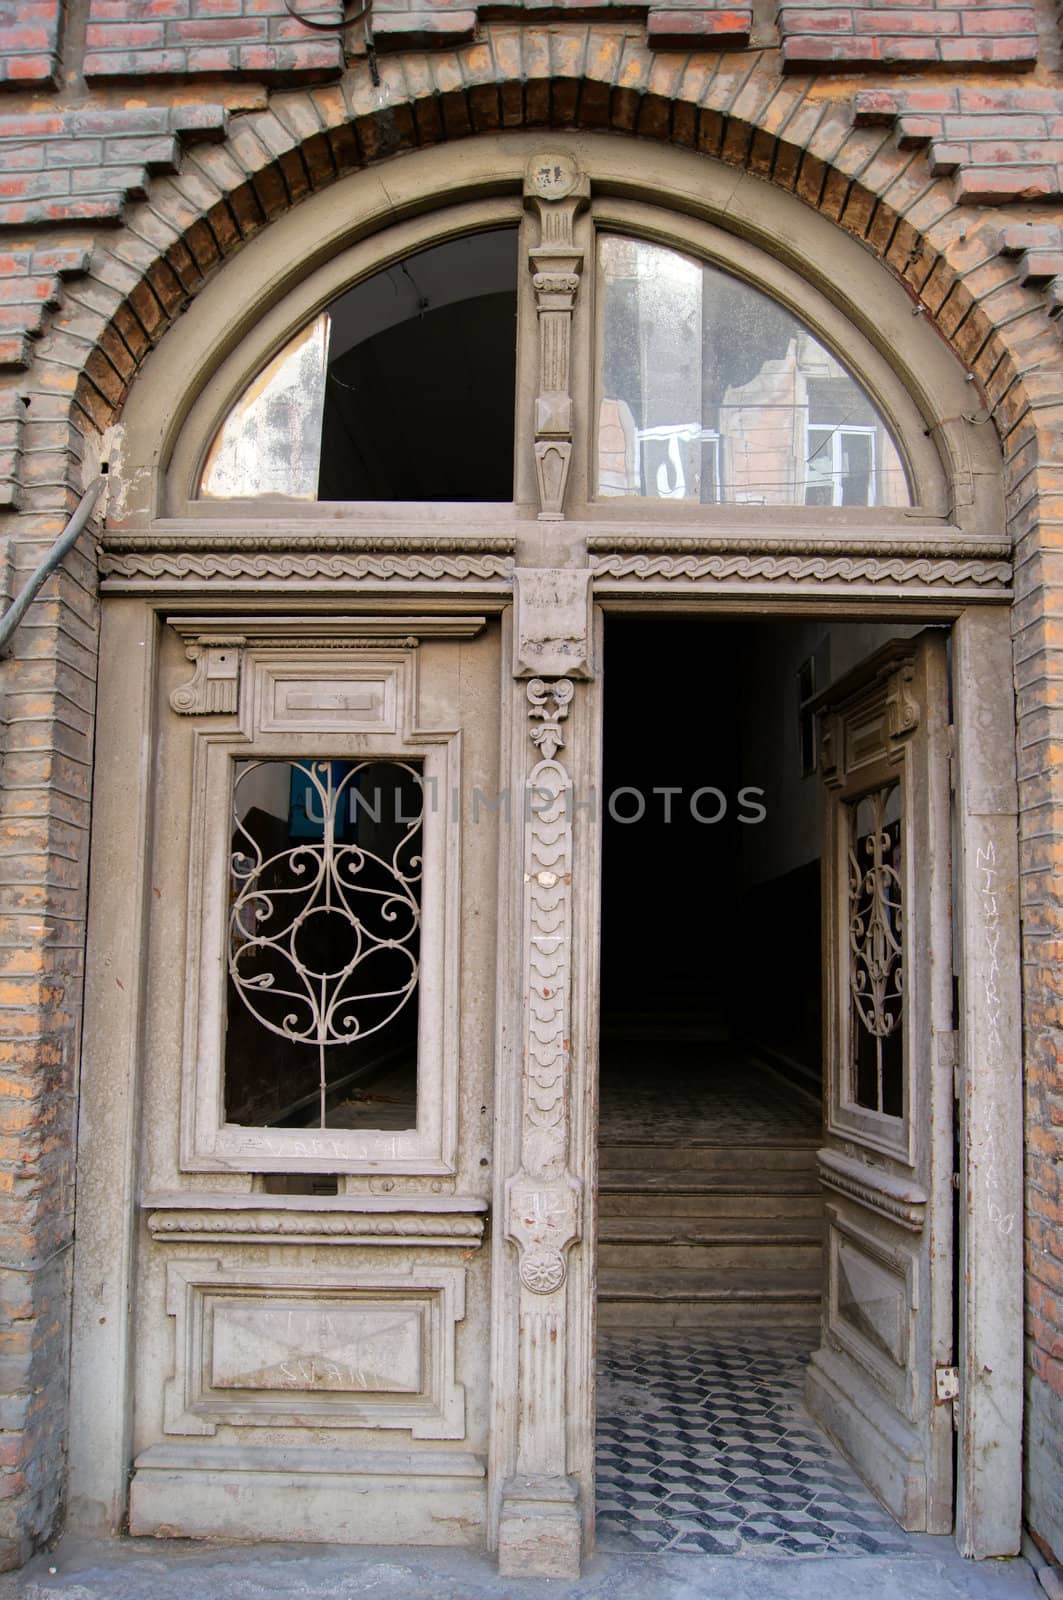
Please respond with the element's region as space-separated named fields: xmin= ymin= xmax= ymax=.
xmin=103 ymin=532 xmax=517 ymax=553
xmin=100 ymin=552 xmax=516 ymax=587
xmin=589 ymin=552 xmax=1011 ymax=591
xmin=585 ymin=533 xmax=1011 ymax=558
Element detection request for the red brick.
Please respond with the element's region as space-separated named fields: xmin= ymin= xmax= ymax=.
xmin=647 ymin=8 xmax=751 ymax=45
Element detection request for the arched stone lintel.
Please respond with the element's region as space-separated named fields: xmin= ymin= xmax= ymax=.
xmin=72 ymin=129 xmax=1007 ymax=536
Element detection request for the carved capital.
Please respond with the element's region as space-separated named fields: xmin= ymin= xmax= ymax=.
xmin=505 ymin=1174 xmax=582 ymax=1295
xmin=170 ymin=637 xmax=244 ymax=715
xmin=531 ymin=271 xmax=581 ymax=301
xmin=515 ymin=569 xmax=593 ymax=679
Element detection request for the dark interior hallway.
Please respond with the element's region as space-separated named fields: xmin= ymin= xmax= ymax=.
xmin=594 ymin=615 xmax=921 ymax=1552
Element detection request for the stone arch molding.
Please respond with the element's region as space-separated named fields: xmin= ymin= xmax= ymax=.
xmin=95 ymin=129 xmax=1005 ymax=533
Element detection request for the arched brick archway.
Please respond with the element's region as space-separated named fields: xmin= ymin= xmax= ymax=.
xmin=1 ymin=33 xmax=1060 ymax=1571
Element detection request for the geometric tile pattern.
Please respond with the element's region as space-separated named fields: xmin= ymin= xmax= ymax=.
xmin=596 ymin=1329 xmax=916 ymax=1557
xmin=599 ymin=1047 xmax=821 ymax=1145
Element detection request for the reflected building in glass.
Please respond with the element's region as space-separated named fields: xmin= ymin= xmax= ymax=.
xmin=596 ymin=235 xmax=908 ymax=508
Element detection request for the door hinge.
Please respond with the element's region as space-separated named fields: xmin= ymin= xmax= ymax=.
xmin=948 ymin=723 xmax=957 ymax=793
xmin=935 ymin=1365 xmax=959 ymax=1404
xmin=940 ymin=1029 xmax=960 ymax=1099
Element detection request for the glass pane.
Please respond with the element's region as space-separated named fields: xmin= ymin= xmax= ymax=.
xmin=847 ymin=783 xmax=903 ymax=1117
xmin=596 ymin=236 xmax=910 ymax=508
xmin=224 ymin=758 xmax=422 ymax=1131
xmin=197 ymin=230 xmax=518 ymax=503
xmin=200 ymin=314 xmax=329 ymax=500
xmin=318 ymin=229 xmax=517 ymax=501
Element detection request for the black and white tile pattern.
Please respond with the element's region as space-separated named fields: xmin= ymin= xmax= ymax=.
xmin=596 ymin=1329 xmax=916 ymax=1558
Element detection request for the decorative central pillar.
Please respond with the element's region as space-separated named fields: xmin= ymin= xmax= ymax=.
xmin=494 ymin=152 xmax=598 ymax=1580
xmin=496 ymin=561 xmax=596 ymax=1576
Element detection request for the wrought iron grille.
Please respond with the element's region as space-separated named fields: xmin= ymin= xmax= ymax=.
xmin=847 ymin=781 xmax=904 ymax=1116
xmin=226 ymin=758 xmax=422 ymax=1129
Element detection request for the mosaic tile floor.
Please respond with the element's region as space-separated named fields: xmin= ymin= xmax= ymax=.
xmin=598 ymin=1046 xmax=820 ymax=1145
xmin=596 ymin=1329 xmax=916 ymax=1558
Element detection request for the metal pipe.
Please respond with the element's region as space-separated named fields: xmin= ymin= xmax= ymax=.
xmin=0 ymin=477 xmax=103 ymax=657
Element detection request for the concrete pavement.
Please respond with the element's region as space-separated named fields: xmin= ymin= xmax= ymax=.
xmin=0 ymin=1536 xmax=1045 ymax=1600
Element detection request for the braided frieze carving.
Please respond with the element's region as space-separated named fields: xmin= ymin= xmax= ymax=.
xmin=100 ymin=551 xmax=515 ymax=584
xmin=590 ymin=552 xmax=1011 ymax=589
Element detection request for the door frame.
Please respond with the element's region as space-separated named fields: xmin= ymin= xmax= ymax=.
xmin=66 ymin=132 xmax=1022 ymax=1568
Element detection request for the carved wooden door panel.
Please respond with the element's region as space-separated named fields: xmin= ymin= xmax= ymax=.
xmin=124 ymin=613 xmax=501 ymax=1545
xmin=805 ymin=631 xmax=955 ymax=1533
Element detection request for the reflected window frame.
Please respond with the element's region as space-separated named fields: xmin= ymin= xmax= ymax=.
xmin=592 ymin=231 xmax=913 ymax=513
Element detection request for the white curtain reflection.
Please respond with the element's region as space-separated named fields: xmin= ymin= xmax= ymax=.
xmin=199 ymin=313 xmax=330 ymax=500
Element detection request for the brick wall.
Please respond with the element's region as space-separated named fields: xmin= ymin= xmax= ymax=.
xmin=0 ymin=0 xmax=1060 ymax=1574
xmin=83 ymin=0 xmax=345 ymax=82
xmin=778 ymin=0 xmax=1038 ymax=72
xmin=0 ymin=0 xmax=62 ymax=87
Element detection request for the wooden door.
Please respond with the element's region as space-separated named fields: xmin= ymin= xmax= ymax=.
xmin=123 ymin=612 xmax=501 ymax=1547
xmin=805 ymin=632 xmax=955 ymax=1533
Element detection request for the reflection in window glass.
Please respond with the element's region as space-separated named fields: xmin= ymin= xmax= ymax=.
xmin=596 ymin=236 xmax=910 ymax=507
xmin=847 ymin=782 xmax=903 ymax=1118
xmin=199 ymin=315 xmax=330 ymax=500
xmin=224 ymin=758 xmax=422 ymax=1131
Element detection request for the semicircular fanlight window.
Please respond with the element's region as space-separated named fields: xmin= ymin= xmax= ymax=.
xmin=596 ymin=235 xmax=911 ymax=508
xmin=198 ymin=227 xmax=519 ymax=503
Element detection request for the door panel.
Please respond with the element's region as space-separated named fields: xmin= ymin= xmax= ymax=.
xmin=126 ymin=614 xmax=500 ymax=1546
xmin=805 ymin=632 xmax=954 ymax=1532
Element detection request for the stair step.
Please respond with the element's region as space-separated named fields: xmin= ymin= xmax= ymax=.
xmin=597 ymin=1267 xmax=822 ymax=1330
xmin=599 ymin=1241 xmax=823 ymax=1271
xmin=599 ymin=1266 xmax=822 ymax=1299
xmin=600 ymin=1190 xmax=825 ymax=1218
xmin=597 ymin=1300 xmax=821 ymax=1329
xmin=600 ymin=1167 xmax=820 ymax=1195
xmin=598 ymin=1216 xmax=824 ymax=1245
xmin=599 ymin=1143 xmax=818 ymax=1173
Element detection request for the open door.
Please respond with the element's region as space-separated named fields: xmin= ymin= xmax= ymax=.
xmin=805 ymin=631 xmax=955 ymax=1533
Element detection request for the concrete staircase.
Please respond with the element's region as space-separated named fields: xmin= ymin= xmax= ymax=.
xmin=597 ymin=1138 xmax=824 ymax=1329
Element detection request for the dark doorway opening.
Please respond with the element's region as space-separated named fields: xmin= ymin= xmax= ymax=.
xmin=594 ymin=614 xmax=920 ymax=1557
